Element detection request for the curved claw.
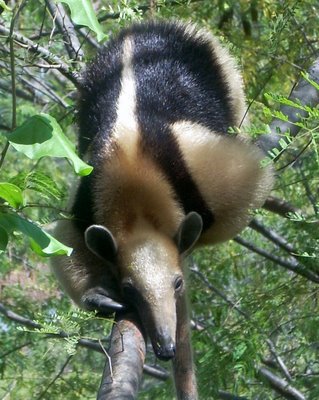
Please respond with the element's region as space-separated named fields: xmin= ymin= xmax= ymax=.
xmin=82 ymin=291 xmax=127 ymax=315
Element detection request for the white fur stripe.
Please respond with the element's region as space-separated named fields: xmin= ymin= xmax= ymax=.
xmin=112 ymin=37 xmax=139 ymax=158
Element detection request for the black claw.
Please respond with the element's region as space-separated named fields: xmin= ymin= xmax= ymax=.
xmin=82 ymin=291 xmax=127 ymax=315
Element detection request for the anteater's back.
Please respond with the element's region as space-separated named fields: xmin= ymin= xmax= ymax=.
xmin=74 ymin=20 xmax=272 ymax=244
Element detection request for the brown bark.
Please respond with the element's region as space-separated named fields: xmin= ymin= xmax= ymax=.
xmin=173 ymin=290 xmax=198 ymax=400
xmin=263 ymin=196 xmax=301 ymax=218
xmin=97 ymin=312 xmax=146 ymax=400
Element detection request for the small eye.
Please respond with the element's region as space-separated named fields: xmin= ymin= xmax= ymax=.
xmin=174 ymin=276 xmax=184 ymax=292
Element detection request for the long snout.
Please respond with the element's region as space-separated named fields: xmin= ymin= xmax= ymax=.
xmin=122 ymin=276 xmax=178 ymax=362
xmin=152 ymin=328 xmax=176 ymax=361
xmin=134 ymin=298 xmax=177 ymax=361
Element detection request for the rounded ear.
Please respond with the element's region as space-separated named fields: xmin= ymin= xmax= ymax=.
xmin=85 ymin=225 xmax=117 ymax=263
xmin=175 ymin=212 xmax=203 ymax=255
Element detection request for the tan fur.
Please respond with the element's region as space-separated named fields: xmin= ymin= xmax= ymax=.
xmin=171 ymin=121 xmax=273 ymax=244
xmin=119 ymin=233 xmax=180 ymax=321
xmin=94 ymin=144 xmax=184 ymax=245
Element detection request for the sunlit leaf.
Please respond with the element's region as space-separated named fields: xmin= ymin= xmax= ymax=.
xmin=0 ymin=212 xmax=72 ymax=256
xmin=58 ymin=0 xmax=106 ymax=41
xmin=0 ymin=182 xmax=23 ymax=208
xmin=0 ymin=0 xmax=11 ymax=12
xmin=5 ymin=114 xmax=93 ymax=176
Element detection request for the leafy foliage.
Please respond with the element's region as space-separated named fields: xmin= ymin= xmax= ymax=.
xmin=59 ymin=0 xmax=107 ymax=41
xmin=0 ymin=1 xmax=319 ymax=399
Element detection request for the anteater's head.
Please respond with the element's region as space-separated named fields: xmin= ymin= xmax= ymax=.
xmin=85 ymin=212 xmax=202 ymax=361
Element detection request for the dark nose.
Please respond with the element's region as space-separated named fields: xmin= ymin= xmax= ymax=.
xmin=153 ymin=333 xmax=176 ymax=361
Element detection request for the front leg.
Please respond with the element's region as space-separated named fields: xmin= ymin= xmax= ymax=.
xmin=51 ymin=220 xmax=125 ymax=316
xmin=173 ymin=289 xmax=198 ymax=400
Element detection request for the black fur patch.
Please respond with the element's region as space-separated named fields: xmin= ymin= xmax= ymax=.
xmin=71 ymin=175 xmax=95 ymax=230
xmin=129 ymin=21 xmax=234 ymax=130
xmin=77 ymin=35 xmax=124 ymax=158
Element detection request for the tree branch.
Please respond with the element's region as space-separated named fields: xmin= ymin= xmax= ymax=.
xmin=190 ymin=261 xmax=250 ymax=319
xmin=97 ymin=311 xmax=146 ymax=400
xmin=265 ymin=339 xmax=292 ymax=381
xmin=258 ymin=366 xmax=305 ymax=400
xmin=263 ymin=196 xmax=301 ymax=218
xmin=36 ymin=355 xmax=73 ymax=400
xmin=0 ymin=302 xmax=168 ymax=381
xmin=45 ymin=0 xmax=84 ymax=61
xmin=0 ymin=25 xmax=80 ymax=86
xmin=0 ymin=78 xmax=34 ymax=102
xmin=0 ymin=302 xmax=41 ymax=329
xmin=234 ymin=236 xmax=319 ymax=283
xmin=218 ymin=392 xmax=248 ymax=400
xmin=249 ymin=219 xmax=296 ymax=255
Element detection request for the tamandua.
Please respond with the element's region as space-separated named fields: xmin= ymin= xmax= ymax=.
xmin=52 ymin=21 xmax=273 ymax=365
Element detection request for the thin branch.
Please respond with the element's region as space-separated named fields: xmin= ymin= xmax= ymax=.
xmin=263 ymin=196 xmax=301 ymax=218
xmin=0 ymin=78 xmax=34 ymax=101
xmin=218 ymin=392 xmax=248 ymax=400
xmin=258 ymin=366 xmax=305 ymax=400
xmin=0 ymin=340 xmax=33 ymax=359
xmin=0 ymin=55 xmax=69 ymax=107
xmin=190 ymin=261 xmax=250 ymax=319
xmin=234 ymin=236 xmax=319 ymax=283
xmin=249 ymin=219 xmax=296 ymax=254
xmin=298 ymin=166 xmax=319 ymax=215
xmin=76 ymin=26 xmax=100 ymax=49
xmin=0 ymin=25 xmax=80 ymax=86
xmin=36 ymin=355 xmax=73 ymax=400
xmin=22 ymin=69 xmax=69 ymax=108
xmin=143 ymin=364 xmax=169 ymax=381
xmin=266 ymin=339 xmax=292 ymax=381
xmin=0 ymin=302 xmax=41 ymax=329
xmin=45 ymin=0 xmax=84 ymax=60
xmin=0 ymin=124 xmax=11 ymax=131
xmin=0 ymin=3 xmax=21 ymax=170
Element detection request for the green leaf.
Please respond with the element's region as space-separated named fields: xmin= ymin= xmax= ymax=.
xmin=11 ymin=172 xmax=64 ymax=202
xmin=279 ymin=138 xmax=289 ymax=149
xmin=233 ymin=343 xmax=247 ymax=361
xmin=265 ymin=93 xmax=307 ymax=111
xmin=58 ymin=0 xmax=107 ymax=42
xmin=273 ymin=110 xmax=289 ymax=121
xmin=0 ymin=212 xmax=72 ymax=256
xmin=301 ymin=72 xmax=319 ymax=92
xmin=5 ymin=114 xmax=93 ymax=176
xmin=0 ymin=182 xmax=23 ymax=208
xmin=0 ymin=0 xmax=11 ymax=12
xmin=0 ymin=225 xmax=8 ymax=252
